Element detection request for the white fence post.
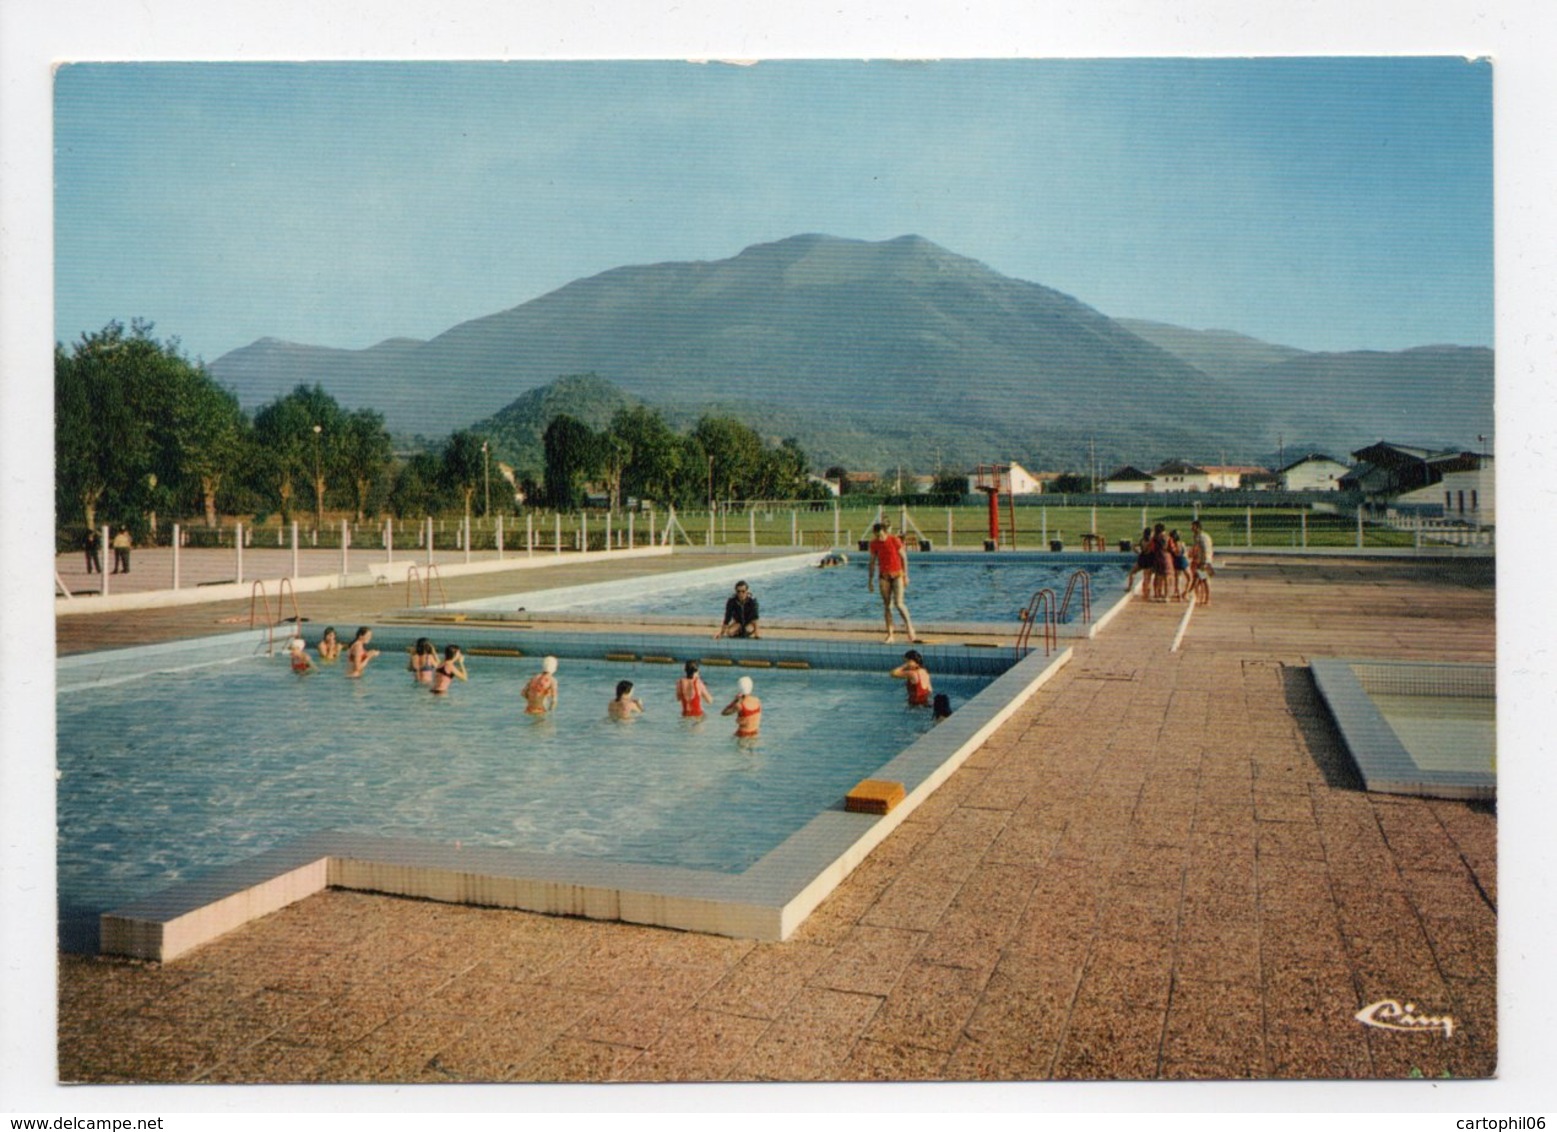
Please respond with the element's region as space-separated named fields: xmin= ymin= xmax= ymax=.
xmin=172 ymin=523 xmax=181 ymax=590
xmin=554 ymin=513 xmax=561 ymax=555
xmin=1246 ymin=507 xmax=1253 ymax=548
xmin=427 ymin=516 xmax=435 ymax=566
xmin=341 ymin=519 xmax=349 ymax=576
xmin=1356 ymin=506 xmax=1364 ymax=549
xmin=236 ymin=521 xmax=244 ymax=585
xmin=496 ymin=514 xmax=504 ymax=560
xmin=291 ymin=521 xmax=299 ymax=578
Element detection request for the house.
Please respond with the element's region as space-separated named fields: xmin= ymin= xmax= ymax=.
xmin=1103 ymin=465 xmax=1157 ymax=494
xmin=1203 ymin=464 xmax=1270 ymax=490
xmin=972 ymin=462 xmax=1045 ymax=495
xmin=1151 ymin=460 xmax=1213 ymax=492
xmin=1394 ymin=451 xmax=1496 ymax=525
xmin=1240 ymin=470 xmax=1283 ymax=491
xmin=1276 ymin=453 xmax=1349 ymax=492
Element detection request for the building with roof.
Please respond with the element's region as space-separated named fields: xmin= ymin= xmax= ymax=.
xmin=1151 ymin=460 xmax=1212 ymax=492
xmin=1102 ymin=465 xmax=1158 ymax=494
xmin=1276 ymin=453 xmax=1350 ymax=492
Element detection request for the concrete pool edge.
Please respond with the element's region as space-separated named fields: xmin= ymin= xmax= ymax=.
xmin=95 ymin=642 xmax=1074 ymax=960
xmin=1310 ymin=657 xmax=1496 ymax=801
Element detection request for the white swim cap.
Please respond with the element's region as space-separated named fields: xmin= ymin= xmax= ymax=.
xmin=542 ymin=655 xmax=558 ymax=673
xmin=737 ymin=676 xmax=754 ymax=695
xmin=288 ymin=637 xmax=304 ymax=651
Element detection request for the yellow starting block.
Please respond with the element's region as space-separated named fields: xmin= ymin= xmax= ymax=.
xmin=845 ymin=779 xmax=906 ymax=815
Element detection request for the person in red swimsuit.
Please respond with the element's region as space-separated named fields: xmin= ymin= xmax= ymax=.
xmin=287 ymin=636 xmax=315 ymax=675
xmin=676 ymin=660 xmax=713 ymax=718
xmin=867 ymin=522 xmax=918 ymax=643
xmin=890 ymin=649 xmax=933 ymax=707
xmin=722 ymin=675 xmax=762 ymax=738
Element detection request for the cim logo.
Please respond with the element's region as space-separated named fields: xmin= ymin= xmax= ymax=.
xmin=1355 ymin=999 xmax=1456 ymax=1038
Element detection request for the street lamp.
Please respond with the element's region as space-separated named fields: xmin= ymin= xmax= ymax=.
xmin=312 ymin=424 xmax=323 ymax=529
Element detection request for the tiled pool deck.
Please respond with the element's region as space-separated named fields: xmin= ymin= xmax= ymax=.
xmin=53 ymin=552 xmax=1497 ymax=1086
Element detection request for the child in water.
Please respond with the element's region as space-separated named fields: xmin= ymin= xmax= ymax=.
xmin=316 ymin=627 xmax=342 ymax=663
xmin=431 ymin=644 xmax=467 ymax=695
xmin=608 ymin=679 xmax=645 ymax=720
xmin=287 ymin=636 xmax=315 ymax=674
xmin=345 ymin=627 xmax=380 ymax=678
xmin=890 ymin=649 xmax=933 ymax=707
xmin=932 ymin=693 xmax=952 ymax=722
xmin=676 ymin=660 xmax=713 ymax=718
xmin=721 ymin=675 xmax=762 ymax=737
xmin=523 ymin=656 xmax=559 ymax=714
xmin=408 ymin=638 xmax=438 ymax=684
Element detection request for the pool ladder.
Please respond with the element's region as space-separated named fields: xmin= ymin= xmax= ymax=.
xmin=250 ymin=578 xmax=303 ymax=656
xmin=1015 ymin=570 xmax=1093 ymax=658
xmin=405 ymin=563 xmax=448 ymax=608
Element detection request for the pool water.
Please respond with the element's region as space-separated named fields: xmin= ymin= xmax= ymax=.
xmin=527 ymin=557 xmax=1127 ymax=624
xmin=56 ymin=652 xmax=990 ymax=932
xmin=1370 ymin=693 xmax=1496 ymax=774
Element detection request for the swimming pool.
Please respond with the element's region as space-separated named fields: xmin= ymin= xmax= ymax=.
xmin=452 ymin=550 xmax=1132 ymax=628
xmin=60 ymin=624 xmax=1072 ymax=957
xmin=1311 ymin=659 xmax=1495 ymax=800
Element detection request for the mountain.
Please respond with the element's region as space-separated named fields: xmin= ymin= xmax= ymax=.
xmin=1236 ymin=346 xmax=1494 ymax=454
xmin=1115 ymin=319 xmax=1308 ymax=383
xmin=209 ymin=234 xmax=1492 ymax=470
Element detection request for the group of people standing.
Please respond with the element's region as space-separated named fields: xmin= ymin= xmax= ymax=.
xmin=1126 ymin=519 xmax=1215 ymax=603
xmin=81 ymin=527 xmax=133 ymax=575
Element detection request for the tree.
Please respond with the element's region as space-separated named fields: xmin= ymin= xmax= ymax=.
xmin=542 ymin=414 xmax=600 ymax=510
xmin=690 ymin=415 xmax=763 ymax=502
xmin=389 ymin=451 xmax=445 ymax=518
xmin=251 ymin=384 xmax=346 ymax=526
xmin=55 ymin=319 xmax=235 ymax=532
xmin=337 ymin=409 xmax=394 ymax=522
xmin=608 ymin=405 xmax=683 ymax=508
xmin=932 ymin=470 xmax=971 ymax=497
xmin=173 ymin=376 xmax=247 ymax=526
xmin=440 ymin=430 xmax=488 ymax=517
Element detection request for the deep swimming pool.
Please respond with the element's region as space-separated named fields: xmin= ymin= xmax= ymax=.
xmin=454 ymin=551 xmax=1131 ymax=626
xmin=59 ymin=625 xmax=1051 ymax=954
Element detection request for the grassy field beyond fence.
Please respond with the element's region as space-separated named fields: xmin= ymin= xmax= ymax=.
xmin=65 ymin=499 xmax=1478 ymax=558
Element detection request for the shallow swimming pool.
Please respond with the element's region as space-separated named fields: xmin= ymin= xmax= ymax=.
xmin=56 ymin=631 xmax=997 ymax=948
xmin=1311 ymin=659 xmax=1495 ymax=800
xmin=457 ymin=551 xmax=1130 ymax=626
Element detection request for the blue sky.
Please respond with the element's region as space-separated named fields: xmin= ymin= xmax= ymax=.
xmin=54 ymin=57 xmax=1492 ymax=362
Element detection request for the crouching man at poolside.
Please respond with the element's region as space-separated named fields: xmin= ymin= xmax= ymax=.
xmin=714 ymin=580 xmax=760 ymax=639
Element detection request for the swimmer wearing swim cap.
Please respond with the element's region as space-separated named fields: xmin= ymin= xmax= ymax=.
xmin=722 ymin=675 xmax=762 ymax=737
xmin=523 ymin=656 xmax=559 ymax=714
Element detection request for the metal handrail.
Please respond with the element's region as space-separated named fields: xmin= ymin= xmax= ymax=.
xmin=250 ymin=581 xmax=275 ymax=654
xmin=1058 ymin=568 xmax=1093 ymax=625
xmin=405 ymin=563 xmax=449 ymax=608
xmin=1015 ymin=587 xmax=1058 ymax=658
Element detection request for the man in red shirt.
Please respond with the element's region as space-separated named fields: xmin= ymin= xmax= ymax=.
xmin=867 ymin=521 xmax=918 ymax=644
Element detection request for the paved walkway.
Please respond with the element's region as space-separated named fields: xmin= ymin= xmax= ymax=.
xmin=55 ymin=555 xmax=1496 ymax=1084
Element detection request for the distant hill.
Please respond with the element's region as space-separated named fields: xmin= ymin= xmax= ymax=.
xmin=471 ymin=374 xmax=639 ymax=479
xmin=209 ymin=233 xmax=1493 ymax=471
xmin=1239 ymin=346 xmax=1494 ymax=453
xmin=1115 ymin=319 xmax=1307 ymax=383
